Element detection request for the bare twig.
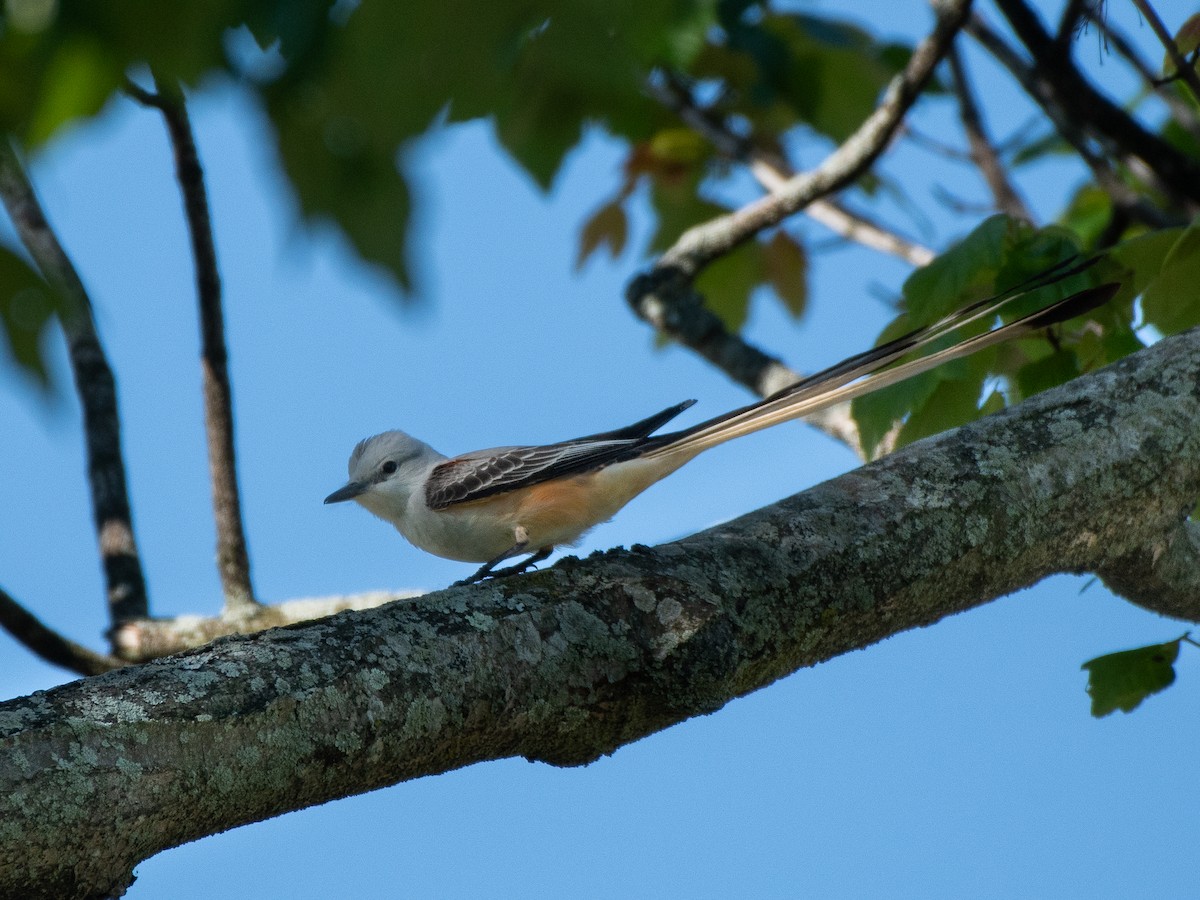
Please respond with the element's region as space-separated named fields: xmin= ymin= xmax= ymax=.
xmin=1055 ymin=0 xmax=1092 ymax=45
xmin=0 ymin=139 xmax=149 ymax=626
xmin=652 ymin=0 xmax=972 ymax=278
xmin=648 ymin=76 xmax=936 ymax=267
xmin=947 ymin=44 xmax=1034 ymax=221
xmin=126 ymin=78 xmax=258 ymax=614
xmin=992 ymin=0 xmax=1200 ymax=207
xmin=0 ymin=585 xmax=127 ymax=676
xmin=1128 ymin=0 xmax=1200 ymax=103
xmin=966 ymin=15 xmax=1179 ymax=231
xmin=1084 ymin=9 xmax=1200 ymax=142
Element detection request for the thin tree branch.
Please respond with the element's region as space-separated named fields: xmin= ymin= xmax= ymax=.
xmin=1055 ymin=0 xmax=1092 ymax=45
xmin=651 ymin=0 xmax=971 ymax=278
xmin=947 ymin=44 xmax=1034 ymax=221
xmin=966 ymin=15 xmax=1179 ymax=231
xmin=1084 ymin=10 xmax=1200 ymax=142
xmin=0 ymin=586 xmax=127 ymax=676
xmin=648 ymin=75 xmax=936 ymax=267
xmin=126 ymin=78 xmax=258 ymax=614
xmin=992 ymin=0 xmax=1200 ymax=207
xmin=5 ymin=322 xmax=1200 ymax=898
xmin=0 ymin=139 xmax=149 ymax=626
xmin=1128 ymin=0 xmax=1200 ymax=103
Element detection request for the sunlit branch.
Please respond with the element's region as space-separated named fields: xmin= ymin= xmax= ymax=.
xmin=651 ymin=0 xmax=971 ymax=278
xmin=647 ymin=75 xmax=935 ymax=267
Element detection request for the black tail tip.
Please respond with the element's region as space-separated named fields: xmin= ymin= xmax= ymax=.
xmin=1027 ymin=282 xmax=1121 ymax=330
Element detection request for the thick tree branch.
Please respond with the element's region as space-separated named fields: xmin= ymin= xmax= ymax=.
xmin=1098 ymin=520 xmax=1200 ymax=621
xmin=4 ymin=323 xmax=1200 ymax=899
xmin=126 ymin=79 xmax=258 ymax=614
xmin=0 ymin=139 xmax=149 ymax=626
xmin=0 ymin=587 xmax=126 ymax=676
xmin=992 ymin=0 xmax=1200 ymax=207
xmin=947 ymin=44 xmax=1033 ymax=221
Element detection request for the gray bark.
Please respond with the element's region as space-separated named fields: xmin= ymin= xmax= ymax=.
xmin=3 ymin=326 xmax=1199 ymax=900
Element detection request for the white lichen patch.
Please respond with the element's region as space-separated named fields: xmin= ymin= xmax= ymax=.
xmin=360 ymin=668 xmax=390 ymax=692
xmin=466 ymin=611 xmax=496 ymax=632
xmin=511 ymin=617 xmax=543 ymax=665
xmin=625 ymin=583 xmax=658 ymax=613
xmin=402 ymin=696 xmax=447 ymax=739
xmin=656 ymin=598 xmax=683 ymax=626
xmin=556 ymin=602 xmax=607 ymax=645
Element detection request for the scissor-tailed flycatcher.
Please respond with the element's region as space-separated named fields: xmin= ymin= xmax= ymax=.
xmin=326 ymin=261 xmax=1117 ymax=585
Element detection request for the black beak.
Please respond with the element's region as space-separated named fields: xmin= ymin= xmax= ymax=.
xmin=324 ymin=481 xmax=366 ymax=504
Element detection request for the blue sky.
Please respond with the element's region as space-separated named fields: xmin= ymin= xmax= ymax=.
xmin=2 ymin=0 xmax=1197 ymax=896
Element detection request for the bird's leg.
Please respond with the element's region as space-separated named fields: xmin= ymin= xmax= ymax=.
xmin=452 ymin=544 xmax=552 ymax=587
xmin=487 ymin=547 xmax=552 ymax=580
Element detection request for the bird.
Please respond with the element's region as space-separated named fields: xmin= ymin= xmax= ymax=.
xmin=325 ymin=260 xmax=1118 ymax=586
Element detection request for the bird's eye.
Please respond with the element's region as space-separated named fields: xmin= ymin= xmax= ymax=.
xmin=381 ymin=460 xmax=398 ymax=475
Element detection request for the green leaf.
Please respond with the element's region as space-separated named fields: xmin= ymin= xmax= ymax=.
xmin=647 ymin=181 xmax=728 ymax=253
xmin=26 ymin=36 xmax=123 ymax=148
xmin=762 ymin=230 xmax=807 ymax=318
xmin=1164 ymin=13 xmax=1200 ymax=78
xmin=852 ymin=216 xmax=1109 ymax=458
xmin=1012 ymin=348 xmax=1081 ymax=402
xmin=1141 ymin=222 xmax=1200 ymax=335
xmin=1082 ymin=637 xmax=1183 ymax=717
xmin=1058 ymin=185 xmax=1111 ymax=251
xmin=902 ymin=215 xmax=1018 ymax=324
xmin=0 ymin=246 xmax=59 ymax=385
xmin=576 ymin=200 xmax=628 ymax=269
xmin=892 ymin=356 xmax=988 ymax=450
xmin=695 ymin=238 xmax=765 ymax=332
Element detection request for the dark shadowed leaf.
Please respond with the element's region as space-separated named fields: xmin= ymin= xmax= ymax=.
xmin=1082 ymin=638 xmax=1183 ymax=717
xmin=0 ymin=247 xmax=59 ymax=385
xmin=576 ymin=200 xmax=629 ymax=269
xmin=762 ymin=230 xmax=807 ymax=317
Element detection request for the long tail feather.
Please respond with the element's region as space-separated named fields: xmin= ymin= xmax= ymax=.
xmin=648 ymin=278 xmax=1118 ymax=459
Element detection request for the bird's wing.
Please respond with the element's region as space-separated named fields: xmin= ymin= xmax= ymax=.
xmin=425 ymin=437 xmax=647 ymax=510
xmin=425 ymin=400 xmax=700 ymax=510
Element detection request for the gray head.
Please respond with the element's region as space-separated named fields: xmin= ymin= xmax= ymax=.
xmin=324 ymin=430 xmax=443 ymax=517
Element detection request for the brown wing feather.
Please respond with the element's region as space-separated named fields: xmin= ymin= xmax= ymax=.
xmin=425 ymin=438 xmax=651 ymax=510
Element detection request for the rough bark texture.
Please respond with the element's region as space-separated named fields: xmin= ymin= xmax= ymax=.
xmin=3 ymin=327 xmax=1200 ymax=899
